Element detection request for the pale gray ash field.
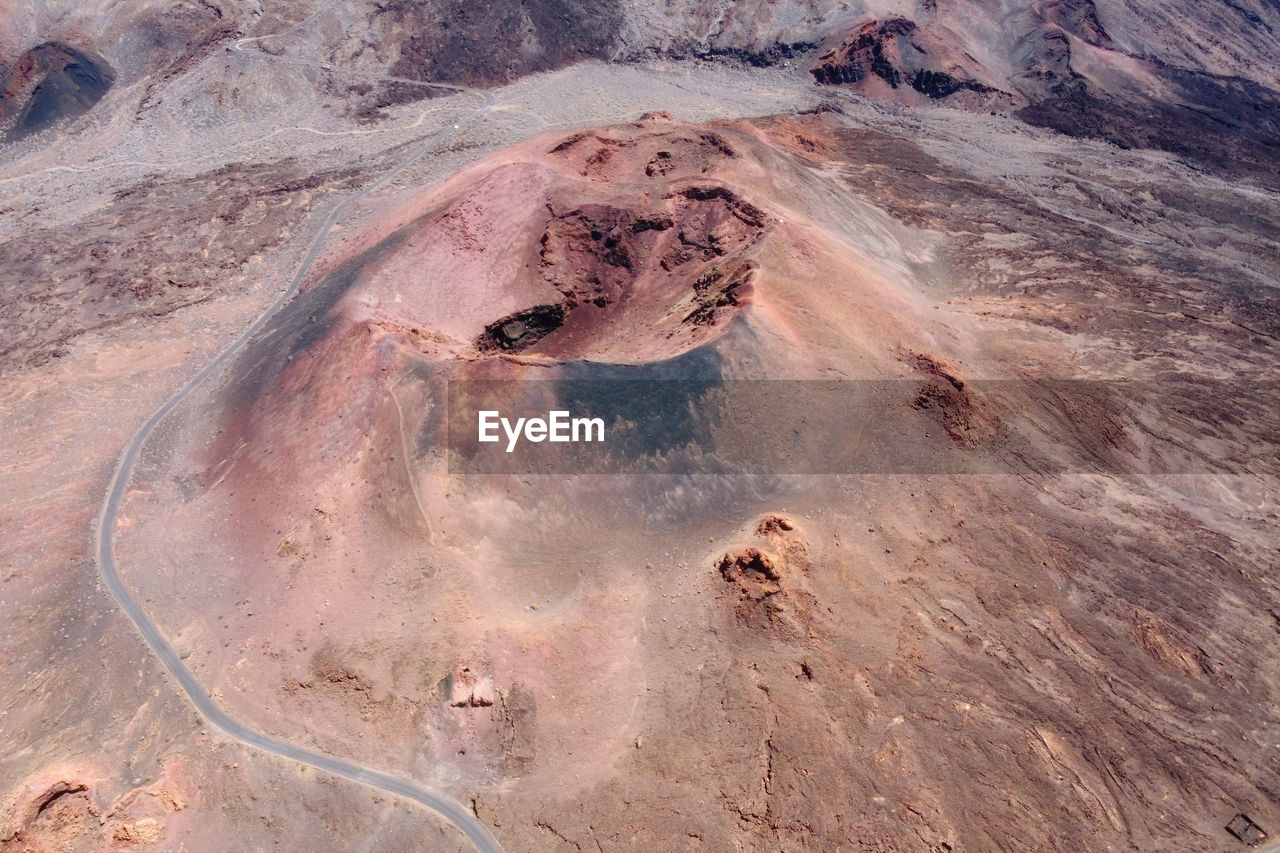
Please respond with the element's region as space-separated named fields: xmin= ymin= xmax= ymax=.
xmin=1 ymin=1 xmax=1279 ymax=851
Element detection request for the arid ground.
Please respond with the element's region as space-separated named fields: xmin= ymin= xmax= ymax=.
xmin=2 ymin=1 xmax=1278 ymax=851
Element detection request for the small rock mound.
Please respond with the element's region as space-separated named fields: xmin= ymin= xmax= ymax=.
xmin=756 ymin=515 xmax=795 ymax=537
xmin=908 ymin=351 xmax=1000 ymax=447
xmin=2 ymin=780 xmax=96 ymax=849
xmin=113 ymin=818 xmax=162 ymax=844
xmin=718 ymin=547 xmax=783 ymax=600
xmin=717 ymin=515 xmax=812 ymax=635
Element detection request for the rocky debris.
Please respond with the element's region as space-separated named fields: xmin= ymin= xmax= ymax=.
xmin=147 ymin=785 xmax=187 ymax=813
xmin=112 ymin=817 xmax=162 ymax=844
xmin=0 ymin=42 xmax=114 ymax=142
xmin=905 ymin=352 xmax=1148 ymax=466
xmin=0 ymin=158 xmax=363 ymax=369
xmin=684 ymin=40 xmax=817 ymax=69
xmin=1036 ymin=0 xmax=1113 ymax=47
xmin=907 ymin=352 xmax=998 ymax=447
xmin=811 ymin=18 xmax=1014 ymax=109
xmin=756 ymin=515 xmax=794 ymax=537
xmin=428 ymin=668 xmax=532 ymax=774
xmin=497 ymin=684 xmax=538 ymax=768
xmin=540 ymin=205 xmax=644 ymax=302
xmin=675 ymin=185 xmax=763 ymax=226
xmin=28 ymin=780 xmax=91 ymax=822
xmin=372 ymin=0 xmax=622 ymax=91
xmin=718 ymin=547 xmax=783 ymax=600
xmin=277 ymin=644 xmax=429 ymax=752
xmin=683 ymin=260 xmax=754 ymax=326
xmin=644 ymin=150 xmax=674 ymax=177
xmin=479 ymin=304 xmax=567 ymax=352
xmin=2 ymin=780 xmax=97 ymax=850
xmin=288 ymin=647 xmax=370 ymax=695
xmin=1017 ymin=66 xmax=1280 ymax=189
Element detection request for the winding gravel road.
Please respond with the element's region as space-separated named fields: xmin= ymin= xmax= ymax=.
xmin=94 ymin=29 xmax=503 ymax=853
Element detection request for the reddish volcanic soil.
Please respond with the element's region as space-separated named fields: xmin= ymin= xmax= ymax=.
xmin=3 ymin=0 xmax=1278 ymax=850
xmin=104 ymin=110 xmax=1280 ymax=851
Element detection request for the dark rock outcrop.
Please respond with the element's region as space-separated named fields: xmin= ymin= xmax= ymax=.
xmin=811 ymin=17 xmax=1011 ymax=107
xmin=379 ymin=0 xmax=622 ymax=90
xmin=0 ymin=42 xmax=114 ymax=142
xmin=1018 ymin=63 xmax=1280 ymax=189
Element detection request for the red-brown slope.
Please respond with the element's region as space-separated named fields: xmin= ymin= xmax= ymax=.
xmin=111 ymin=110 xmax=1280 ymax=852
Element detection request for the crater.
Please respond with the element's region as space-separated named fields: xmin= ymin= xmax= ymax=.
xmin=473 ymin=179 xmax=769 ymax=358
